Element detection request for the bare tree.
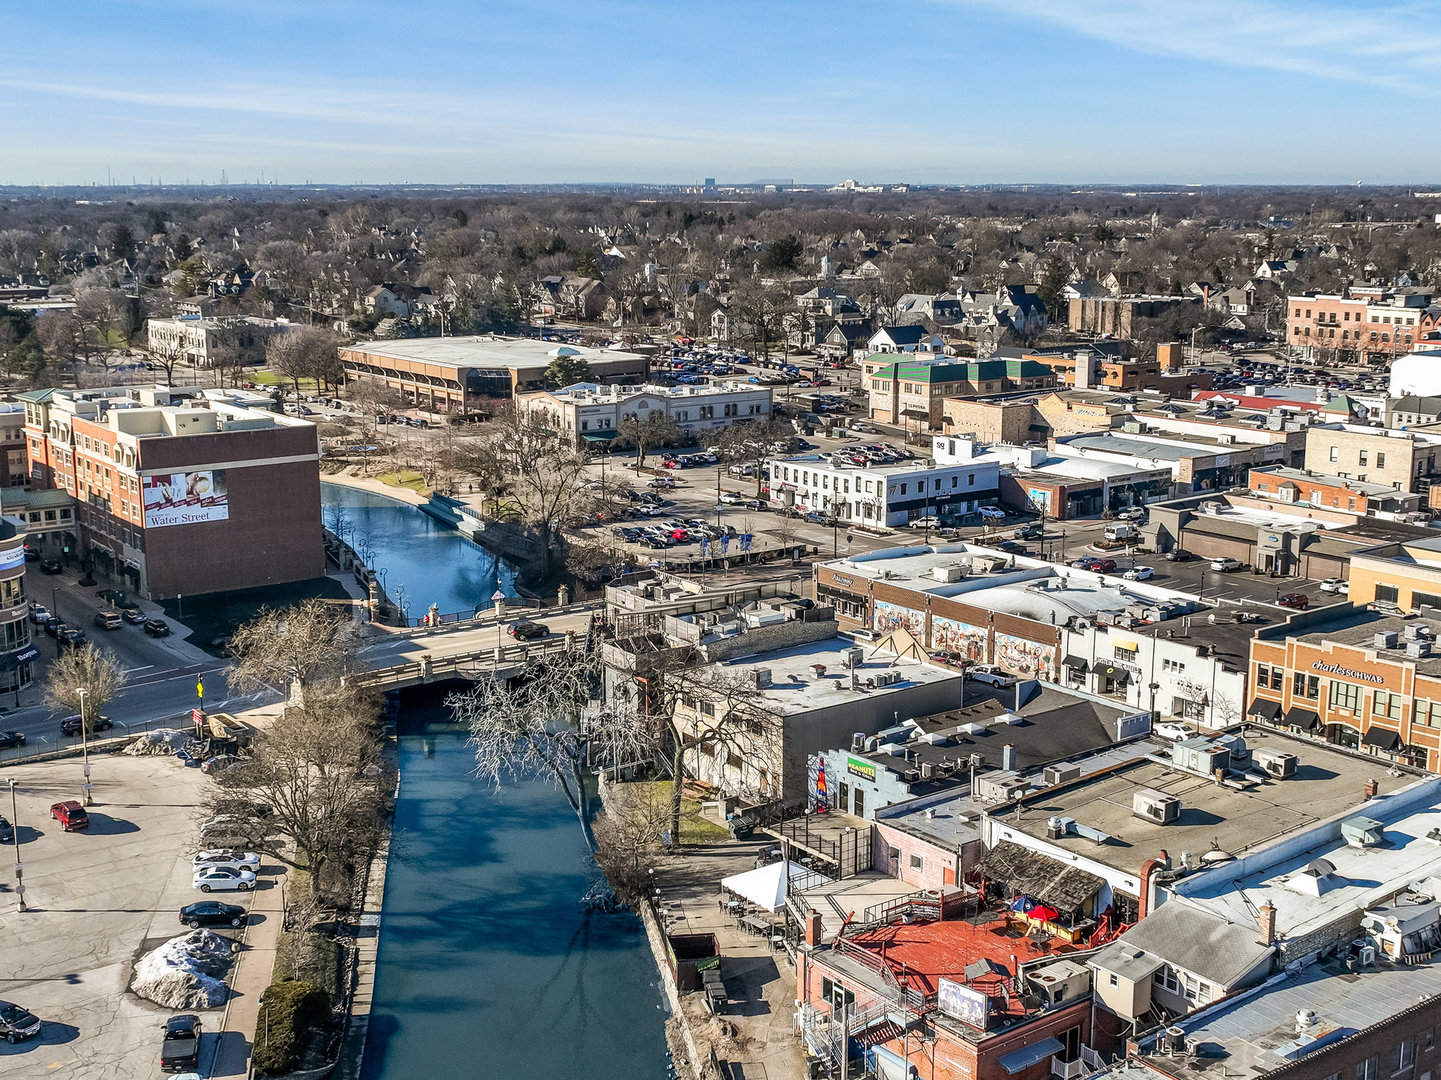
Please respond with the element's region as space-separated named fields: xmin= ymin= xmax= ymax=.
xmin=591 ymin=782 xmax=671 ymax=904
xmin=44 ymin=644 xmax=127 ymax=732
xmin=228 ymin=599 xmax=361 ymax=706
xmin=148 ymin=334 xmax=188 ymax=384
xmin=448 ymin=650 xmax=656 ymax=844
xmin=613 ymin=412 xmax=682 ymax=472
xmin=715 ymin=417 xmax=793 ymax=499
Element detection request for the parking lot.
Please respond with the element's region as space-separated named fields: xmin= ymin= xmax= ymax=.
xmin=0 ymin=752 xmax=269 ymax=1080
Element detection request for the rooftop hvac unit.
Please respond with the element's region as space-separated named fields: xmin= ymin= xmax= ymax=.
xmin=1341 ymin=815 xmax=1385 ymax=848
xmin=931 ymin=565 xmax=967 ymax=583
xmin=1133 ymin=788 xmax=1182 ymax=824
xmin=749 ymin=668 xmax=772 ymax=690
xmin=1404 ymin=623 xmax=1427 ymax=641
xmin=1044 ymin=763 xmax=1083 ymax=787
xmin=845 ymin=647 xmax=865 ymax=669
xmin=919 ymin=762 xmax=934 ymax=779
xmin=1254 ymin=749 xmax=1298 ymax=779
xmin=1375 ymin=631 xmax=1400 ymax=650
xmin=968 ymin=752 xmax=985 ymax=768
xmin=1171 ymin=739 xmax=1230 ymax=778
xmin=1408 ymin=640 xmax=1433 ymax=659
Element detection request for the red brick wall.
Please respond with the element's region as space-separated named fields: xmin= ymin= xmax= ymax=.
xmin=874 ymin=821 xmax=959 ymax=889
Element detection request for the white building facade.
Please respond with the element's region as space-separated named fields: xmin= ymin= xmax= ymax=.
xmin=767 ymin=446 xmax=1002 ymax=527
xmin=518 ymin=381 xmax=775 ymax=447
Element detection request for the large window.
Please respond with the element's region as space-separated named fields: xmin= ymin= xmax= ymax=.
xmin=1257 ymin=664 xmax=1284 ymax=691
xmin=1375 ymin=690 xmax=1404 ymax=721
xmin=1331 ymin=681 xmax=1363 ymax=712
xmin=1293 ymin=673 xmax=1320 ymax=699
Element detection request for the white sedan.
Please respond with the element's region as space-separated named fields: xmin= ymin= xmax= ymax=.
xmin=192 ymin=850 xmax=261 ymax=872
xmin=1318 ymin=578 xmax=1347 ymax=593
xmin=719 ymin=491 xmax=749 ymax=505
xmin=1123 ymin=566 xmax=1156 ymax=581
xmin=193 ymin=866 xmax=257 ymax=893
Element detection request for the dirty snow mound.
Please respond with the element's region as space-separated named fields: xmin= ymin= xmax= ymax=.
xmin=132 ymin=930 xmax=236 ymax=1009
xmin=124 ymin=728 xmax=191 ymax=756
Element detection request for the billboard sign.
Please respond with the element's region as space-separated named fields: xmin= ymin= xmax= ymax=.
xmin=937 ymin=977 xmax=989 ymax=1029
xmin=143 ymin=470 xmax=229 ymax=528
xmin=0 ymin=543 xmax=24 ymax=572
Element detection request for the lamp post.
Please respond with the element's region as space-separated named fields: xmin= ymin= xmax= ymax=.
xmin=8 ymin=777 xmax=23 ymax=912
xmin=76 ymin=686 xmax=92 ymax=806
xmin=492 ymin=588 xmax=505 ymax=668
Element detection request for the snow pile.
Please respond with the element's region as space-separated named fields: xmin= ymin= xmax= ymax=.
xmin=124 ymin=728 xmax=192 ymax=756
xmin=132 ymin=930 xmax=236 ymax=1009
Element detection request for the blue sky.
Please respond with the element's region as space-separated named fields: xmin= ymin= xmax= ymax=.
xmin=4 ymin=0 xmax=1440 ymax=186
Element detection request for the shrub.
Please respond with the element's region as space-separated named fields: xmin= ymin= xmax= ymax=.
xmin=252 ymin=979 xmax=332 ymax=1076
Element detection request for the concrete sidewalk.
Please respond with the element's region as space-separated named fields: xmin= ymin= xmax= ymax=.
xmin=207 ymin=863 xmax=290 ymax=1078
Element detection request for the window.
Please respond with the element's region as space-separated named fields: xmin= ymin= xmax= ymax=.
xmin=1330 ymin=446 xmax=1340 ymax=463
xmin=1331 ymin=680 xmax=1363 ymax=711
xmin=1114 ymin=644 xmax=1139 ymax=662
xmin=1257 ymin=664 xmax=1283 ymax=691
xmin=1399 ymin=1039 xmax=1416 ymax=1072
xmin=1375 ymin=690 xmax=1404 ymax=721
xmin=1419 ymin=1026 xmax=1433 ymax=1051
xmin=1108 ymin=972 xmax=1119 ymax=987
xmin=820 ymin=977 xmax=855 ymax=1011
xmin=1294 ymin=673 xmax=1320 ymax=699
xmin=1360 ymin=450 xmax=1369 ymax=466
xmin=1378 ymin=452 xmax=1387 ymax=468
xmin=1358 ymin=1056 xmax=1379 ymax=1080
xmin=968 ymin=473 xmax=976 ymax=486
xmin=899 ymin=483 xmax=907 ymax=495
xmin=909 ymin=853 xmax=924 ymax=870
xmin=888 ymin=846 xmax=901 ymax=864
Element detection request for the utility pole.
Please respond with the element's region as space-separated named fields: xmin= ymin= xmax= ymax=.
xmin=8 ymin=778 xmax=24 ymax=912
xmin=76 ymin=686 xmax=92 ymax=806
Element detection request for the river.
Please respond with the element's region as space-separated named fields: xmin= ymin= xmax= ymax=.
xmin=320 ymin=483 xmax=671 ymax=1080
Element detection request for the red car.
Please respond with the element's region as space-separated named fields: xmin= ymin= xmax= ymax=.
xmin=1278 ymin=593 xmax=1309 ymax=610
xmin=51 ymin=800 xmax=89 ymax=831
xmin=1090 ymin=558 xmax=1118 ymax=574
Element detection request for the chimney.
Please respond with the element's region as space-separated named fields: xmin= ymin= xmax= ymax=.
xmin=1257 ymin=902 xmax=1276 ymax=946
xmin=1002 ymin=743 xmax=1017 ymax=772
xmin=1364 ymin=778 xmax=1379 ymax=800
xmin=1214 ymin=767 xmax=1225 ymax=785
xmin=805 ymin=909 xmax=824 ymax=947
xmin=1137 ymin=851 xmax=1169 ymax=920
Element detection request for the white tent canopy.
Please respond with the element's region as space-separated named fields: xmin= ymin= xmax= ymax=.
xmin=720 ymin=860 xmax=829 ymax=912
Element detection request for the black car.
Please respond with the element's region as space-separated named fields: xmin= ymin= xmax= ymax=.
xmin=59 ymin=713 xmax=113 ymax=736
xmin=37 ymin=559 xmax=62 ymax=575
xmin=1164 ymin=549 xmax=1195 ymax=562
xmin=0 ymin=730 xmax=25 ymax=749
xmin=143 ymin=619 xmax=172 ymax=637
xmin=994 ymin=540 xmax=1029 ymax=555
xmin=506 ymin=620 xmax=549 ymax=641
xmin=160 ymin=1013 xmax=202 ymax=1073
xmin=58 ymin=627 xmax=88 ymax=649
xmin=179 ymin=900 xmax=248 ymax=929
xmin=0 ymin=815 xmax=13 ymax=843
xmin=42 ymin=617 xmax=63 ymax=638
xmin=122 ymin=608 xmax=148 ymax=625
xmin=0 ymin=999 xmax=42 ymax=1044
xmin=1013 ymin=523 xmax=1045 ymax=539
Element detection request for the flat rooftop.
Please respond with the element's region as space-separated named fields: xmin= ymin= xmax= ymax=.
xmin=1064 ymin=432 xmax=1216 ymax=462
xmin=1288 ymin=607 xmax=1441 ymax=678
xmin=1138 ymin=955 xmax=1441 ymax=1080
xmin=1003 ymin=729 xmax=1386 ymax=879
xmin=1176 ymin=776 xmax=1441 ymax=942
xmin=1254 ymin=465 xmax=1402 ymax=498
xmin=543 ymin=380 xmax=764 ymax=403
xmin=344 ymin=335 xmax=644 ymax=370
xmin=715 ymin=637 xmax=964 ymax=715
xmin=1031 ymin=454 xmax=1169 ymax=481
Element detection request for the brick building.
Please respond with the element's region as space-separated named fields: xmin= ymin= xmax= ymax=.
xmin=1286 ymin=288 xmax=1431 ymax=363
xmin=20 ymin=386 xmax=324 ymax=599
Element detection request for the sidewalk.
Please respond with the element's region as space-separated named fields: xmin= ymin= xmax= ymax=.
xmin=206 ymin=859 xmax=289 ymax=1077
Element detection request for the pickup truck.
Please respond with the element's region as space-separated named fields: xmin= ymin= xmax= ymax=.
xmin=161 ymin=1014 xmax=202 ymax=1072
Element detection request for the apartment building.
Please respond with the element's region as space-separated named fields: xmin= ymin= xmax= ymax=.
xmin=1303 ymin=425 xmax=1441 ymax=491
xmin=146 ymin=314 xmax=295 ymax=366
xmin=20 ymin=386 xmax=324 ymax=599
xmin=1286 ymin=288 xmax=1431 ymax=363
xmin=1249 ymin=465 xmax=1424 ymax=519
xmin=516 ymin=380 xmax=773 ymax=448
xmin=867 ymin=357 xmax=1056 ymax=428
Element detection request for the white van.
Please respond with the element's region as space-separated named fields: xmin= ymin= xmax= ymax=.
xmin=1104 ymin=522 xmax=1139 ymax=542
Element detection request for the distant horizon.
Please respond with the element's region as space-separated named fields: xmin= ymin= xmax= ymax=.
xmin=8 ymin=1 xmax=1441 ymax=186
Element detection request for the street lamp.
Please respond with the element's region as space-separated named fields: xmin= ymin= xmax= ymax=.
xmin=492 ymin=588 xmax=506 ymax=669
xmin=76 ymin=686 xmax=93 ymax=806
xmin=8 ymin=777 xmax=24 ymax=912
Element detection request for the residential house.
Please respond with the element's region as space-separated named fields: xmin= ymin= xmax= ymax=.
xmin=868 ymin=325 xmax=947 ymax=355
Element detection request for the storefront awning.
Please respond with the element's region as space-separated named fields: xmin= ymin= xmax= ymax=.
xmin=1097 ymin=664 xmax=1131 ymax=684
xmin=1249 ymin=699 xmax=1282 ymax=721
xmin=581 ymin=431 xmax=617 ymax=442
xmin=997 ymin=1038 xmax=1064 ymax=1075
xmin=901 ymin=409 xmax=930 ymax=420
xmin=1363 ymin=727 xmax=1402 ymax=751
xmin=1286 ymin=707 xmax=1320 ymax=731
xmin=1063 ymin=655 xmax=1089 ymax=672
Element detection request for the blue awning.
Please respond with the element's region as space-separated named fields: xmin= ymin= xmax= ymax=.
xmin=997 ymin=1038 xmax=1064 ymax=1075
xmin=13 ymin=645 xmax=39 ymax=665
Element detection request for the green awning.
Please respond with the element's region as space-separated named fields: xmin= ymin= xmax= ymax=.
xmin=581 ymin=431 xmax=618 ymax=442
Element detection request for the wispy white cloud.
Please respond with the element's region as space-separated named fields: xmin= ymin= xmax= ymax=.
xmin=955 ymin=0 xmax=1441 ymax=93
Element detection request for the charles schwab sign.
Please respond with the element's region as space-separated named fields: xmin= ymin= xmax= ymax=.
xmin=1312 ymin=660 xmax=1385 ymax=685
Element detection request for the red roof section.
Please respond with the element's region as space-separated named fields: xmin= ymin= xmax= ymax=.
xmin=839 ymin=909 xmax=1078 ymax=1012
xmin=1191 ymin=390 xmax=1327 ymax=414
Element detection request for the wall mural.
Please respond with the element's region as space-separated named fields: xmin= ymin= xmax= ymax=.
xmin=930 ymin=615 xmax=988 ymax=663
xmin=994 ymin=631 xmax=1056 ymax=680
xmin=873 ymin=600 xmax=925 ymax=638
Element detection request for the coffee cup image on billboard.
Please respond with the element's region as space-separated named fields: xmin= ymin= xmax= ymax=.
xmin=142 ymin=471 xmax=230 ymax=527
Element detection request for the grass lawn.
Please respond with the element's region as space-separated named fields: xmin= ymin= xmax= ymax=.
xmin=252 ymin=369 xmax=320 ymax=391
xmin=158 ymin=576 xmax=354 ymax=655
xmin=373 ymin=470 xmax=428 ymax=494
xmin=629 ymin=780 xmax=731 ymax=843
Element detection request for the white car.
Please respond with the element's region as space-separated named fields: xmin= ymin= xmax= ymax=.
xmin=1210 ymin=557 xmax=1243 ymax=572
xmin=968 ymin=665 xmax=1017 ymax=688
xmin=1123 ymin=566 xmax=1156 ymax=581
xmin=193 ymin=866 xmax=257 ymax=892
xmin=192 ymin=850 xmax=261 ymax=872
xmin=1318 ymin=578 xmax=1346 ymax=593
xmin=719 ymin=491 xmax=748 ymax=505
xmin=1154 ymin=722 xmax=1198 ymax=742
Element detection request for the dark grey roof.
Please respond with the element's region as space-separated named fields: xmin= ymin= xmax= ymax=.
xmin=1108 ymin=897 xmax=1273 ymax=988
xmin=975 ymin=840 xmax=1106 ymax=912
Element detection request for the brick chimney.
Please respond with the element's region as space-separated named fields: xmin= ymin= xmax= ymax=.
xmin=805 ymin=909 xmax=824 ymax=947
xmin=1137 ymin=850 xmax=1170 ymax=920
xmin=1257 ymin=901 xmax=1276 ymax=946
xmin=1364 ymin=778 xmax=1380 ymax=800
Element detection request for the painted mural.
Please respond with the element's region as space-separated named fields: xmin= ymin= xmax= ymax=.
xmin=874 ymin=600 xmax=925 ymax=638
xmin=994 ymin=631 xmax=1057 ymax=680
xmin=931 ymin=615 xmax=988 ymax=663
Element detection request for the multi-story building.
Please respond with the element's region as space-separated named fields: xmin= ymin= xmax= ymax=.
xmin=767 ymin=439 xmax=1003 ymax=528
xmin=339 ymin=336 xmax=649 ymax=412
xmin=1303 ymin=425 xmax=1441 ymax=493
xmin=867 ymin=357 xmax=1057 ymax=428
xmin=20 ymin=386 xmax=324 ymax=599
xmin=0 ymin=520 xmax=35 ymax=698
xmin=1286 ymin=288 xmax=1431 ymax=363
xmin=516 ymin=381 xmax=774 ymax=448
xmin=1249 ymin=465 xmax=1424 ymax=519
xmin=146 ymin=315 xmax=295 ymax=366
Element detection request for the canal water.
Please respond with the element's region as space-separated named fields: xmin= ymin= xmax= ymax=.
xmin=321 ymin=482 xmax=517 ymax=618
xmin=320 ymin=484 xmax=670 ymax=1080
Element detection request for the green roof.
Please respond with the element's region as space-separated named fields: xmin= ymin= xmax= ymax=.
xmin=12 ymin=389 xmax=54 ymax=403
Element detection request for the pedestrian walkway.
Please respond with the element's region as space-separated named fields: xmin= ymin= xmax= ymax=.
xmin=207 ymin=862 xmax=290 ymax=1078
